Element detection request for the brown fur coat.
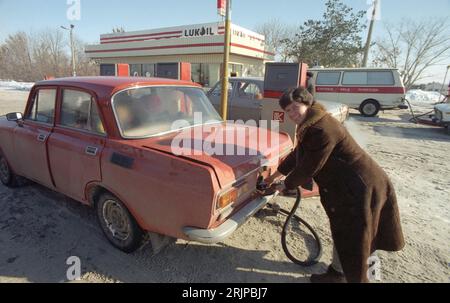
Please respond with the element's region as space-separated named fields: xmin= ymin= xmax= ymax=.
xmin=278 ymin=102 xmax=405 ymax=282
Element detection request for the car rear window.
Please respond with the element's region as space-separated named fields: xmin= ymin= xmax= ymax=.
xmin=60 ymin=89 xmax=105 ymax=135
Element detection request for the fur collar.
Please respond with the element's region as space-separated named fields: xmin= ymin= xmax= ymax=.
xmin=296 ymin=102 xmax=328 ymax=143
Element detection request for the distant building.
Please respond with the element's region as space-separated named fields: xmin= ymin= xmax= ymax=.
xmin=425 ymin=82 xmax=446 ymax=94
xmin=85 ymin=22 xmax=274 ymax=87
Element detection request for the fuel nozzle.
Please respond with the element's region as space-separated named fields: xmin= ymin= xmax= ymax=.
xmin=256 ymin=176 xmax=269 ymax=192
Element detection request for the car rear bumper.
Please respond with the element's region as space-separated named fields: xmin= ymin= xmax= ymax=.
xmin=182 ymin=193 xmax=276 ymax=244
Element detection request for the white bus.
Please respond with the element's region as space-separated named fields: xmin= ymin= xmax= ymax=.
xmin=309 ymin=68 xmax=407 ymax=117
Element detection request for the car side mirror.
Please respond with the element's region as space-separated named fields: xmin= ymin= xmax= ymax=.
xmin=6 ymin=112 xmax=23 ymax=122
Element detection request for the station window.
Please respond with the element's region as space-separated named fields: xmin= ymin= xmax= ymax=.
xmin=191 ymin=63 xmax=212 ymax=87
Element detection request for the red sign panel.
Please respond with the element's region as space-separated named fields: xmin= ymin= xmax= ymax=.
xmin=217 ymin=0 xmax=226 ymax=16
xmin=273 ymin=111 xmax=285 ymax=123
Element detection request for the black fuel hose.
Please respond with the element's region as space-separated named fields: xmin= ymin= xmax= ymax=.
xmin=268 ymin=188 xmax=323 ymax=267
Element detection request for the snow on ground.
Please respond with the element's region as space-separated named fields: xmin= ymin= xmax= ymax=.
xmin=0 ymin=80 xmax=34 ymax=92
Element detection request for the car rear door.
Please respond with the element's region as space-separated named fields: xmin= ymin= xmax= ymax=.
xmin=47 ymin=88 xmax=106 ymax=202
xmin=12 ymin=87 xmax=57 ymax=188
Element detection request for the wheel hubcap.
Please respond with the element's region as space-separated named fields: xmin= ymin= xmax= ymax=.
xmin=102 ymin=200 xmax=131 ymax=241
xmin=364 ymin=103 xmax=377 ymax=115
xmin=0 ymin=158 xmax=10 ymax=184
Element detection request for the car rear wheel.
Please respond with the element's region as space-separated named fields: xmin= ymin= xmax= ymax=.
xmin=0 ymin=154 xmax=17 ymax=187
xmin=96 ymin=193 xmax=144 ymax=253
xmin=359 ymin=99 xmax=380 ymax=117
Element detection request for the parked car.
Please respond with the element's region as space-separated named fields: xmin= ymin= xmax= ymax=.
xmin=207 ymin=77 xmax=349 ymax=123
xmin=308 ymin=68 xmax=408 ymax=117
xmin=0 ymin=77 xmax=294 ymax=253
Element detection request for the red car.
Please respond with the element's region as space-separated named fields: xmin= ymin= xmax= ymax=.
xmin=0 ymin=77 xmax=295 ymax=253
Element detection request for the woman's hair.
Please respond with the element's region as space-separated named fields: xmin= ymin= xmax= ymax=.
xmin=279 ymin=87 xmax=315 ymax=110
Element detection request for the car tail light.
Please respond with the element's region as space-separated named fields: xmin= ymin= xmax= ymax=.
xmin=217 ymin=188 xmax=238 ymax=210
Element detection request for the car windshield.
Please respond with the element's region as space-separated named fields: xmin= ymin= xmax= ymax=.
xmin=112 ymin=86 xmax=223 ymax=138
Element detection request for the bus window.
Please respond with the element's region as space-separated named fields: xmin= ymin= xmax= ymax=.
xmin=368 ymin=71 xmax=394 ymax=85
xmin=316 ymin=72 xmax=341 ymax=85
xmin=342 ymin=72 xmax=367 ymax=85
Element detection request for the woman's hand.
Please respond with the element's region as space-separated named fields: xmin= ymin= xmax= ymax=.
xmin=270 ymin=180 xmax=286 ymax=193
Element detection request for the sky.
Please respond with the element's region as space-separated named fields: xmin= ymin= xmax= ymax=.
xmin=0 ymin=0 xmax=449 ymax=83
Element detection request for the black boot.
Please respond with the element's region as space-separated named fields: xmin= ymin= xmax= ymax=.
xmin=310 ymin=265 xmax=347 ymax=283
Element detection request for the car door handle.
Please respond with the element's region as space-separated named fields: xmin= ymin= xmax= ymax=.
xmin=37 ymin=134 xmax=47 ymax=142
xmin=85 ymin=146 xmax=98 ymax=156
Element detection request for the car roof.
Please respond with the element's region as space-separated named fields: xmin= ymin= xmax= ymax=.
xmin=229 ymin=77 xmax=264 ymax=82
xmin=35 ymin=76 xmax=201 ymax=101
xmin=309 ymin=68 xmax=399 ymax=71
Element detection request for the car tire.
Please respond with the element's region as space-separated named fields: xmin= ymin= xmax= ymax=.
xmin=359 ymin=99 xmax=380 ymax=117
xmin=0 ymin=154 xmax=18 ymax=187
xmin=96 ymin=193 xmax=144 ymax=253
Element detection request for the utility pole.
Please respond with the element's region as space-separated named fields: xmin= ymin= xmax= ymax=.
xmin=362 ymin=0 xmax=378 ymax=67
xmin=61 ymin=24 xmax=77 ymax=77
xmin=220 ymin=0 xmax=232 ymax=120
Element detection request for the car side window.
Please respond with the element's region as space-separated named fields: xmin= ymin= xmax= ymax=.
xmin=26 ymin=89 xmax=57 ymax=124
xmin=316 ymin=72 xmax=341 ymax=85
xmin=211 ymin=82 xmax=233 ymax=96
xmin=60 ymin=89 xmax=106 ymax=135
xmin=368 ymin=71 xmax=395 ymax=85
xmin=238 ymin=82 xmax=262 ymax=99
xmin=342 ymin=72 xmax=368 ymax=85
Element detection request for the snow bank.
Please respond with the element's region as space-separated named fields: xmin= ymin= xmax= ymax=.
xmin=406 ymin=89 xmax=446 ymax=105
xmin=0 ymin=80 xmax=35 ymax=91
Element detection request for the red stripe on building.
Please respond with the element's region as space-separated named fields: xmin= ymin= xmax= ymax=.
xmin=316 ymin=86 xmax=405 ymax=94
xmin=248 ymin=35 xmax=265 ymax=42
xmin=101 ymin=35 xmax=183 ymax=44
xmin=86 ymin=43 xmax=226 ymax=53
xmin=86 ymin=42 xmax=275 ymax=56
xmin=100 ymin=31 xmax=183 ymax=41
xmin=230 ymin=43 xmax=275 ymax=56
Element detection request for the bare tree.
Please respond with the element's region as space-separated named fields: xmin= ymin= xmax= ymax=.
xmin=373 ymin=18 xmax=450 ymax=89
xmin=255 ymin=18 xmax=295 ymax=62
xmin=0 ymin=28 xmax=99 ymax=81
xmin=73 ymin=36 xmax=99 ymax=76
xmin=0 ymin=32 xmax=34 ymax=81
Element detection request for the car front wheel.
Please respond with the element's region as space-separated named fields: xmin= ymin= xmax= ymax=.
xmin=96 ymin=193 xmax=144 ymax=253
xmin=0 ymin=154 xmax=17 ymax=187
xmin=359 ymin=99 xmax=380 ymax=117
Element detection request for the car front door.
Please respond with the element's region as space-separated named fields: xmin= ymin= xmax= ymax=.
xmin=230 ymin=81 xmax=263 ymax=123
xmin=47 ymin=88 xmax=106 ymax=202
xmin=13 ymin=87 xmax=57 ymax=188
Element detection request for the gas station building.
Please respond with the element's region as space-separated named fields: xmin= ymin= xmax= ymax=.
xmin=85 ymin=22 xmax=275 ymax=87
